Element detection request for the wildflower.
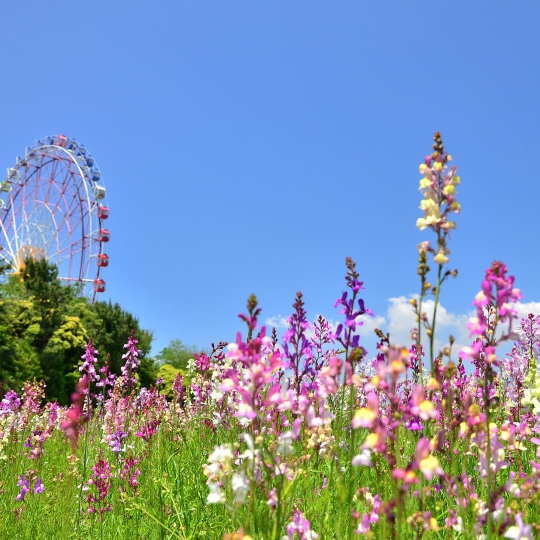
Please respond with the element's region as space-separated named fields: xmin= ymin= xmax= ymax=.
xmin=1 ymin=390 xmax=21 ymax=414
xmin=135 ymin=420 xmax=159 ymax=442
xmin=15 ymin=475 xmax=30 ymax=501
xmin=121 ymin=330 xmax=142 ymax=389
xmin=416 ymin=437 xmax=443 ymax=480
xmin=332 ymin=258 xmax=373 ymax=370
xmin=172 ymin=373 xmax=186 ymax=404
xmin=504 ymin=513 xmax=533 ymax=540
xmin=267 ymin=488 xmax=278 ymax=509
xmin=223 ymin=530 xmax=253 ymax=540
xmin=96 ymin=355 xmax=116 ymax=391
xmin=120 ymin=456 xmax=141 ymax=494
xmin=352 ymin=393 xmax=379 ymax=429
xmin=231 ymin=471 xmax=249 ymax=505
xmin=33 ymin=478 xmax=44 ymax=494
xmin=207 ymin=482 xmax=226 ymax=504
xmin=79 ymin=339 xmax=100 ymax=388
xmin=362 ymin=426 xmax=387 ymax=453
xmin=352 ymin=448 xmax=372 ymax=467
xmin=418 ymin=454 xmax=443 ymax=481
xmin=409 ymin=386 xmax=437 ymax=421
xmin=108 ymin=429 xmax=127 ymax=453
xmin=433 ymin=250 xmax=449 ymax=264
xmin=60 ymin=376 xmax=88 ymax=451
xmin=355 ymin=493 xmax=380 ymax=534
xmin=277 ymin=431 xmax=296 ymax=456
xmin=14 ymin=474 xmax=45 ymax=501
xmin=204 ymin=443 xmax=234 ymax=503
xmin=24 ymin=429 xmax=46 ymax=460
xmin=87 ymin=458 xmax=112 ymax=514
xmin=283 ymin=510 xmax=319 ymax=540
xmin=467 ymin=261 xmax=522 ymax=338
xmin=352 ymin=407 xmax=377 ymax=429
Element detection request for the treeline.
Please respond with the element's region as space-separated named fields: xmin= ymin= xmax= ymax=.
xmin=0 ymin=259 xmax=156 ymax=404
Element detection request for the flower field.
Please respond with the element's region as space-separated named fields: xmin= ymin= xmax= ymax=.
xmin=1 ymin=134 xmax=540 ymax=539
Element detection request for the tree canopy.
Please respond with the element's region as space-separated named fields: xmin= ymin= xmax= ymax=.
xmin=155 ymin=339 xmax=197 ymax=370
xmin=0 ymin=258 xmax=157 ymax=403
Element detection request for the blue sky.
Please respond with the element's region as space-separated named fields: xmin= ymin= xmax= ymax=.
xmin=0 ymin=2 xmax=539 ymax=359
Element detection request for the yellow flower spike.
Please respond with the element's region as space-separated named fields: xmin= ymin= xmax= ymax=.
xmin=418 ymin=400 xmax=436 ymax=419
xmin=419 ymin=164 xmax=428 ymax=174
xmin=352 ymin=408 xmax=377 ymax=429
xmin=363 ymin=433 xmax=380 ymax=449
xmin=420 ymin=198 xmax=438 ymax=211
xmin=433 ymin=252 xmax=449 ymax=264
xmin=452 ymin=175 xmax=461 ymax=185
xmin=416 ymin=218 xmax=428 ymax=230
xmin=390 ymin=360 xmax=406 ymax=376
xmin=419 ymin=177 xmax=432 ymax=189
xmin=442 ymin=184 xmax=455 ymax=195
xmin=419 ymin=454 xmax=443 ymax=480
xmin=469 ymin=403 xmax=481 ymax=415
xmin=426 ymin=377 xmax=440 ymax=391
xmin=433 ymin=162 xmax=443 ymax=171
xmin=404 ymin=471 xmax=417 ymax=483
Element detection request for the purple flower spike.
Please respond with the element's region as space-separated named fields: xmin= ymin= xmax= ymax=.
xmin=15 ymin=475 xmax=30 ymax=501
xmin=34 ymin=478 xmax=45 ymax=494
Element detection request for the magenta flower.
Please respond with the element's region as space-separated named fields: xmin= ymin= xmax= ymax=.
xmin=108 ymin=429 xmax=127 ymax=453
xmin=1 ymin=390 xmax=21 ymax=414
xmin=136 ymin=420 xmax=159 ymax=442
xmin=121 ymin=330 xmax=142 ymax=389
xmin=284 ymin=510 xmax=319 ymax=540
xmin=468 ymin=261 xmax=522 ymax=339
xmin=87 ymin=458 xmax=113 ymax=514
xmin=120 ymin=455 xmax=141 ymax=494
xmin=33 ymin=478 xmax=44 ymax=494
xmin=14 ymin=475 xmax=44 ymax=501
xmin=60 ymin=375 xmax=88 ymax=451
xmin=15 ymin=475 xmax=30 ymax=501
xmin=79 ymin=339 xmax=100 ymax=388
xmin=172 ymin=373 xmax=186 ymax=404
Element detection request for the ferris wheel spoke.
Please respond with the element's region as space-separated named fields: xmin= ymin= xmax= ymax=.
xmin=0 ymin=217 xmax=18 ymax=268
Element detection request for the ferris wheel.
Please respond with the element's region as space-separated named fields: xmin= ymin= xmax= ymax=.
xmin=0 ymin=135 xmax=110 ymax=302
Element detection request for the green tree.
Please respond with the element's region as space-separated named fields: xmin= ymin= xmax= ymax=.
xmin=155 ymin=339 xmax=197 ymax=370
xmin=157 ymin=363 xmax=182 ymax=399
xmin=19 ymin=258 xmax=77 ymax=349
xmin=3 ymin=259 xmax=82 ymax=401
xmin=0 ymin=258 xmax=156 ymax=402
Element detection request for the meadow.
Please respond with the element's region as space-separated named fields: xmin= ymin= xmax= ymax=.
xmin=1 ymin=133 xmax=539 ymax=539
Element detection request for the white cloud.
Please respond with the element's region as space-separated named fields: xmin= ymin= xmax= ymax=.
xmin=386 ymin=296 xmax=470 ymax=359
xmin=265 ymin=299 xmax=540 ymax=361
xmin=515 ymin=302 xmax=540 ymax=320
xmin=265 ymin=316 xmax=289 ymax=330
